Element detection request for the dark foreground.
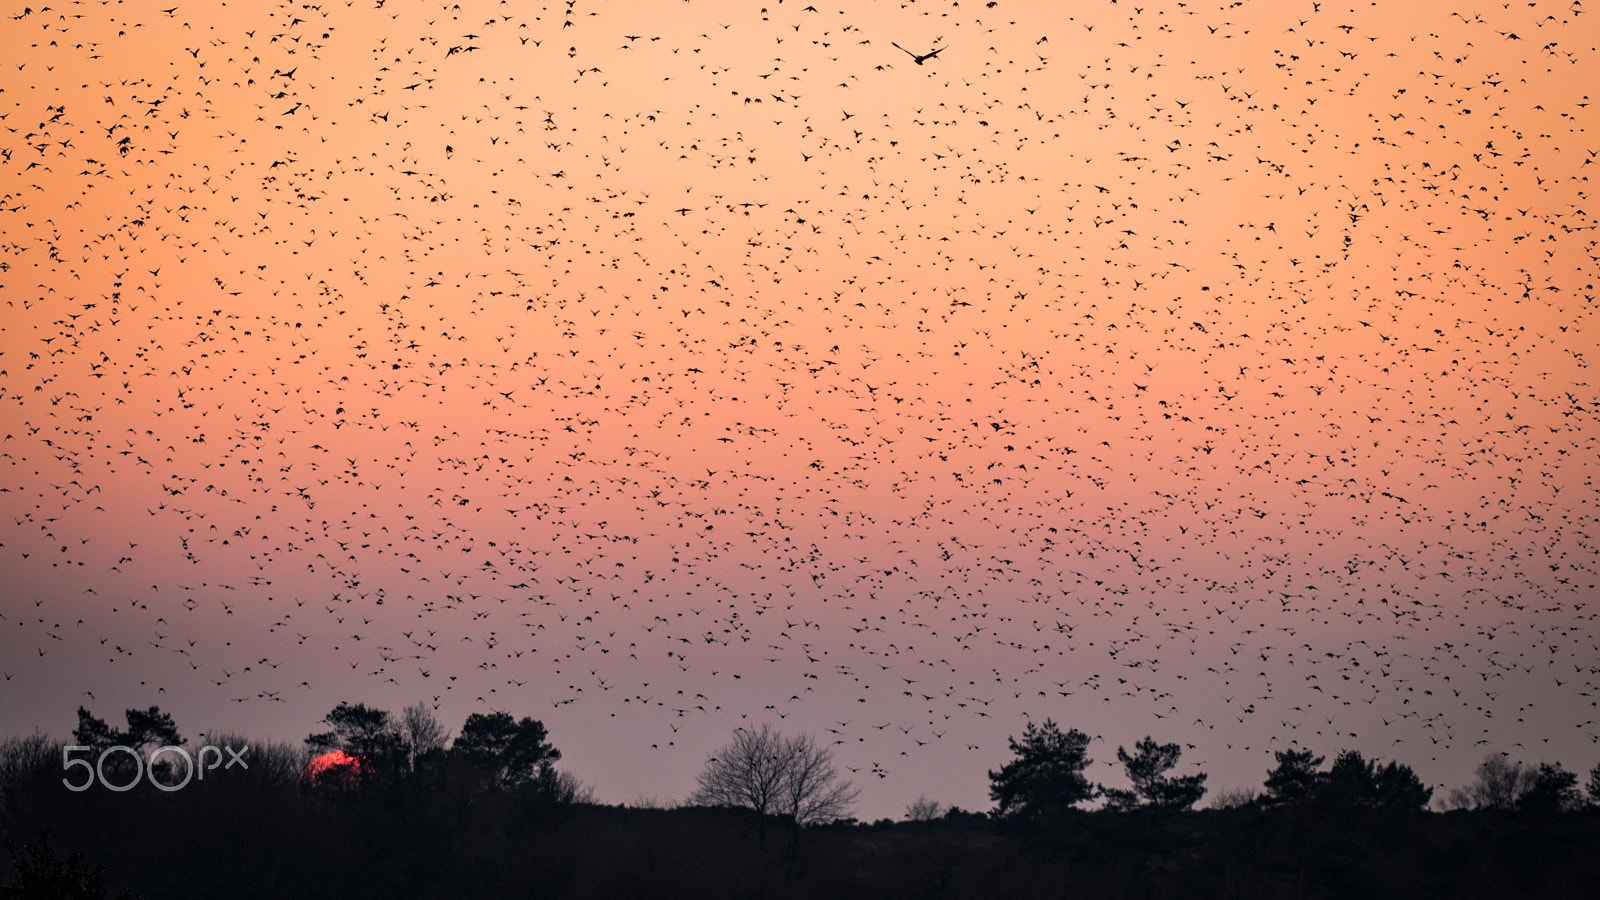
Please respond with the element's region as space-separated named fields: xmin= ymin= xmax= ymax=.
xmin=4 ymin=777 xmax=1598 ymax=900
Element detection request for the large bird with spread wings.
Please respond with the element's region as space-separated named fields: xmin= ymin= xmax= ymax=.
xmin=892 ymin=42 xmax=945 ymax=65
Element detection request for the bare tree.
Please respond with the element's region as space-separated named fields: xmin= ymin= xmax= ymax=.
xmin=691 ymin=724 xmax=856 ymax=849
xmin=0 ymin=733 xmax=58 ymax=821
xmin=1209 ymin=786 xmax=1258 ymax=810
xmin=1446 ymin=754 xmax=1537 ymax=811
xmin=905 ymin=795 xmax=944 ymax=821
xmin=400 ymin=702 xmax=449 ymax=768
xmin=548 ymin=768 xmax=596 ymax=805
xmin=778 ymin=731 xmax=858 ymax=850
xmin=200 ymin=732 xmax=311 ymax=792
xmin=690 ymin=724 xmax=789 ymax=846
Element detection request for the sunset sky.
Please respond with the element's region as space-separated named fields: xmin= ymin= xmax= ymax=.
xmin=2 ymin=0 xmax=1597 ymax=819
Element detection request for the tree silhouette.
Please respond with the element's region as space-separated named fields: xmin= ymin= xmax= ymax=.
xmin=399 ymin=702 xmax=449 ymax=770
xmin=0 ymin=733 xmax=57 ymax=820
xmin=690 ymin=724 xmax=786 ymax=846
xmin=13 ymin=699 xmax=1600 ymax=900
xmin=121 ymin=708 xmax=181 ymax=756
xmin=1208 ymin=786 xmax=1258 ymax=809
xmin=988 ymin=719 xmax=1095 ymax=821
xmin=70 ymin=710 xmax=121 ymax=753
xmin=1261 ymin=748 xmax=1324 ymax=806
xmin=1370 ymin=757 xmax=1432 ymax=810
xmin=305 ymin=702 xmax=409 ymax=780
xmin=905 ymin=796 xmax=944 ymax=822
xmin=453 ymin=712 xmax=561 ymax=791
xmin=1322 ymin=750 xmax=1374 ymax=805
xmin=1101 ymin=736 xmax=1207 ymax=812
xmin=72 ymin=706 xmax=183 ymax=786
xmin=1588 ymin=762 xmax=1600 ymax=807
xmin=1447 ymin=754 xmax=1537 ymax=811
xmin=774 ymin=730 xmax=857 ymax=851
xmin=1322 ymin=750 xmax=1431 ymax=810
xmin=690 ymin=724 xmax=856 ymax=849
xmin=1260 ymin=743 xmax=1324 ymax=807
xmin=545 ymin=768 xmax=596 ymax=805
xmin=1518 ymin=762 xmax=1582 ymax=815
xmin=72 ymin=707 xmax=181 ymax=753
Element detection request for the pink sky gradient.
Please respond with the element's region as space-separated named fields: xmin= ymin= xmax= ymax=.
xmin=2 ymin=0 xmax=1597 ymax=818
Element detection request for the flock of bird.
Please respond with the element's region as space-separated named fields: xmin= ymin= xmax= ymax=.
xmin=1 ymin=0 xmax=1596 ymax=816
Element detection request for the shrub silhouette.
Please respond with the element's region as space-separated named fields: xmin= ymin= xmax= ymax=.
xmin=0 ymin=832 xmax=134 ymax=900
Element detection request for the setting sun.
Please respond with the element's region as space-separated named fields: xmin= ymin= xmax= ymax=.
xmin=300 ymin=750 xmax=364 ymax=790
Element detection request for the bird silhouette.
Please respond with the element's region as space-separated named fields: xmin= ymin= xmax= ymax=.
xmin=891 ymin=42 xmax=946 ymax=65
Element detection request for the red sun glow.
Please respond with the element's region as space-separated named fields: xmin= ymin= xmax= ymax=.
xmin=300 ymin=750 xmax=364 ymax=789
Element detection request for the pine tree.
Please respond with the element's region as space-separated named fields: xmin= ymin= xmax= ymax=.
xmin=1101 ymin=736 xmax=1206 ymax=811
xmin=988 ymin=719 xmax=1095 ymax=821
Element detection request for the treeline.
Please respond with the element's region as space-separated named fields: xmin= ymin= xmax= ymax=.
xmin=2 ymin=705 xmax=1598 ymax=899
xmin=974 ymin=720 xmax=1599 ymax=823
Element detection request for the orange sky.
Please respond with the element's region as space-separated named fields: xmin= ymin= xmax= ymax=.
xmin=2 ymin=0 xmax=1597 ymax=817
